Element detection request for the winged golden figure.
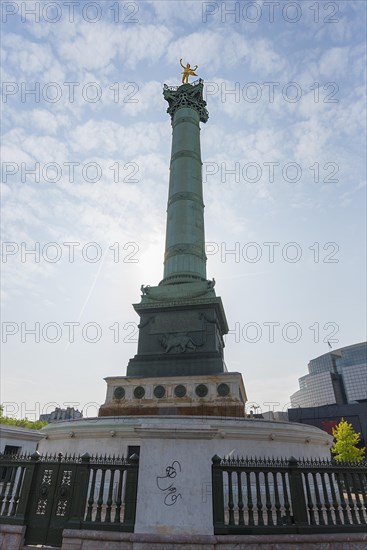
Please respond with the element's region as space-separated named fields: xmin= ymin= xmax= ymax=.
xmin=180 ymin=58 xmax=199 ymax=84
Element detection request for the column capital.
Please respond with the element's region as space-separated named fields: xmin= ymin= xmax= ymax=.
xmin=163 ymin=79 xmax=209 ymax=123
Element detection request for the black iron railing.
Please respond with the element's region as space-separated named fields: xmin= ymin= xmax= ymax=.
xmin=0 ymin=451 xmax=139 ymax=546
xmin=163 ymin=78 xmax=204 ymax=92
xmin=79 ymin=454 xmax=139 ymax=531
xmin=212 ymin=455 xmax=367 ymax=534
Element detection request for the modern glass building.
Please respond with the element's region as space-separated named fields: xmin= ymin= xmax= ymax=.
xmin=290 ymin=342 xmax=367 ymax=408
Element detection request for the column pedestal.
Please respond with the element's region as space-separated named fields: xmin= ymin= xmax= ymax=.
xmin=99 ymin=372 xmax=247 ymax=418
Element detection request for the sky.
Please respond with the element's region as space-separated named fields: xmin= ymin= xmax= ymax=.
xmin=1 ymin=0 xmax=366 ymax=420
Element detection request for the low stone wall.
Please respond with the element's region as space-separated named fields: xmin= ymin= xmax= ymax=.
xmin=1 ymin=525 xmax=365 ymax=549
xmin=0 ymin=524 xmax=25 ymax=550
xmin=62 ymin=530 xmax=367 ymax=550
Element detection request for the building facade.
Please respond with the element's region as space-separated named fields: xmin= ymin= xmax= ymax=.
xmin=0 ymin=425 xmax=44 ymax=455
xmin=288 ymin=401 xmax=367 ymax=457
xmin=290 ymin=342 xmax=367 ymax=408
xmin=39 ymin=407 xmax=83 ymax=423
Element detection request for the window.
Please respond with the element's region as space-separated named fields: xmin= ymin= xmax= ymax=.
xmin=4 ymin=445 xmax=21 ymax=455
xmin=1 ymin=445 xmax=21 ymax=482
xmin=127 ymin=445 xmax=140 ymax=459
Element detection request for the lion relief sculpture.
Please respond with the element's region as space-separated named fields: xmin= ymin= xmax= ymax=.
xmin=159 ymin=333 xmax=203 ymax=354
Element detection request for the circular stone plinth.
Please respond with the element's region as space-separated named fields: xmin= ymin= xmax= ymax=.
xmin=38 ymin=415 xmax=333 ymax=458
xmin=37 ymin=415 xmax=333 ymax=537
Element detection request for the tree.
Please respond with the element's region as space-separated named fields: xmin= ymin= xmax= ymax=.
xmin=0 ymin=404 xmax=47 ymax=431
xmin=331 ymin=418 xmax=365 ymax=462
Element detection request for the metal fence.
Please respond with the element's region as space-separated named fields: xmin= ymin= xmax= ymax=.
xmin=212 ymin=454 xmax=367 ymax=534
xmin=0 ymin=451 xmax=139 ymax=546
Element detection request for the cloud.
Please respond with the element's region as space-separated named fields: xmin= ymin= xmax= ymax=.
xmin=7 ymin=109 xmax=70 ymax=135
xmin=319 ymin=47 xmax=349 ymax=77
xmin=58 ymin=22 xmax=173 ymax=71
xmin=166 ymin=30 xmax=253 ymax=73
xmin=248 ymin=38 xmax=287 ymax=76
xmin=2 ymin=33 xmax=66 ymax=82
xmin=3 ymin=128 xmax=70 ymax=164
xmin=69 ymin=119 xmax=167 ymax=157
xmin=147 ymin=0 xmax=204 ymax=25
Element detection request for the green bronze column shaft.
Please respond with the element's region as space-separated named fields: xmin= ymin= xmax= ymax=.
xmin=161 ymin=80 xmax=209 ymax=285
xmin=125 ymin=79 xmax=230 ymax=379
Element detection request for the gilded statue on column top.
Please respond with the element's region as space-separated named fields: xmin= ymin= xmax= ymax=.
xmin=180 ymin=58 xmax=199 ymax=84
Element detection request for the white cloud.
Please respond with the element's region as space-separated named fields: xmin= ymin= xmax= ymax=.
xmin=3 ymin=128 xmax=71 ymax=164
xmin=319 ymin=47 xmax=349 ymax=77
xmin=147 ymin=0 xmax=204 ymax=25
xmin=167 ymin=30 xmax=284 ymax=80
xmin=58 ymin=22 xmax=172 ymax=71
xmin=3 ymin=33 xmax=66 ymax=82
xmin=69 ymin=119 xmax=167 ymax=157
xmin=248 ymin=38 xmax=287 ymax=76
xmin=19 ymin=109 xmax=69 ymax=135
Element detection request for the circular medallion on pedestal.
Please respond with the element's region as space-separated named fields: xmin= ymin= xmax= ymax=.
xmin=195 ymin=384 xmax=208 ymax=397
xmin=174 ymin=384 xmax=187 ymax=398
xmin=153 ymin=385 xmax=165 ymax=398
xmin=133 ymin=386 xmax=145 ymax=399
xmin=113 ymin=386 xmax=125 ymax=400
xmin=217 ymin=383 xmax=230 ymax=397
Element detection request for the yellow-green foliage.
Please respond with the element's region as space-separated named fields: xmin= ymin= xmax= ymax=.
xmin=331 ymin=418 xmax=365 ymax=462
xmin=0 ymin=404 xmax=47 ymax=431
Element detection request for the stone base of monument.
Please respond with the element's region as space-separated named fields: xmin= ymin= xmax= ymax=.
xmin=60 ymin=531 xmax=367 ymax=550
xmin=126 ymin=293 xmax=230 ymax=378
xmin=98 ymin=372 xmax=247 ymax=417
xmin=38 ymin=415 xmax=333 ymax=537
